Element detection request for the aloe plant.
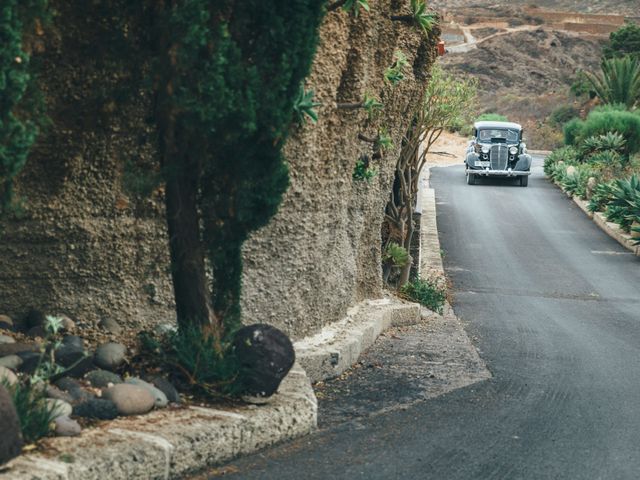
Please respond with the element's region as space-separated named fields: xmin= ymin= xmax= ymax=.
xmin=384 ymin=51 xmax=409 ymax=85
xmin=293 ymin=86 xmax=321 ymax=125
xmin=327 ymin=0 xmax=369 ymax=16
xmin=390 ymin=0 xmax=437 ymax=36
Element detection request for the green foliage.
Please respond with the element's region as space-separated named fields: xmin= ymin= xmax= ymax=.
xmin=352 ymin=157 xmax=377 ymax=182
xmin=400 ymin=276 xmax=447 ymax=315
xmin=604 ymin=22 xmax=640 ymax=61
xmin=363 ymin=93 xmax=383 ymax=116
xmin=410 ymin=0 xmax=436 ymax=35
xmin=605 ymin=175 xmax=640 ymax=232
xmin=0 ymin=0 xmax=48 ymax=214
xmin=384 ymin=51 xmax=409 ymax=86
xmin=588 ymin=181 xmax=615 ymax=213
xmin=584 ymin=56 xmax=640 ymax=109
xmin=564 ymin=109 xmax=640 ymax=155
xmin=549 ymin=104 xmax=579 ymax=126
xmin=342 ymin=0 xmax=370 ymax=16
xmin=2 ymin=379 xmax=57 ymax=443
xmin=157 ymin=1 xmax=325 ymax=333
xmin=163 ymin=326 xmax=242 ymax=396
xmin=561 ymin=164 xmax=594 ymax=199
xmin=570 ymin=70 xmax=595 ymax=98
xmin=293 ymin=86 xmax=321 ymax=125
xmin=476 ymin=113 xmax=508 ymax=122
xmin=376 ymin=131 xmax=393 ymax=151
xmin=382 ymin=242 xmax=409 ymax=267
xmin=543 ymin=146 xmax=578 ymax=177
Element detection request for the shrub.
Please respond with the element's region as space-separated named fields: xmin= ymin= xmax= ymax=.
xmin=549 ymin=104 xmax=579 ymax=126
xmin=383 ymin=242 xmax=409 ymax=268
xmin=605 ymin=175 xmax=640 ymax=232
xmin=564 ymin=110 xmax=640 ymax=154
xmin=476 ymin=113 xmax=509 ymax=122
xmin=400 ymin=276 xmax=447 ymax=315
xmin=584 ymin=56 xmax=640 ymax=108
xmin=588 ymin=181 xmax=616 ymax=212
xmin=543 ymin=146 xmax=578 ymax=176
xmin=562 ymin=164 xmax=594 ymax=199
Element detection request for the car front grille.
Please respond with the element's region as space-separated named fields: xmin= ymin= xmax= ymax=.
xmin=490 ymin=145 xmax=508 ymax=170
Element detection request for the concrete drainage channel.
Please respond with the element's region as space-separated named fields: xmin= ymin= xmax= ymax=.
xmin=2 ymin=299 xmax=422 ymax=480
xmin=2 ymin=164 xmax=486 ymax=479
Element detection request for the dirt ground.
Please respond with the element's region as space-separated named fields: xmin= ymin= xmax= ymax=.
xmin=425 ymin=131 xmax=468 ymax=167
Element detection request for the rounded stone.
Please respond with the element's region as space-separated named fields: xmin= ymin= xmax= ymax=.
xmin=126 ymin=378 xmax=168 ymax=408
xmin=0 ymin=335 xmax=15 ymax=345
xmin=99 ymin=318 xmax=122 ymax=335
xmin=0 ymin=355 xmax=22 ymax=370
xmin=61 ymin=335 xmax=84 ymax=349
xmin=0 ymin=366 xmax=18 ymax=386
xmin=73 ymin=398 xmax=118 ymax=420
xmin=45 ymin=385 xmax=74 ymax=404
xmin=0 ymin=384 xmax=23 ymax=465
xmin=232 ymin=324 xmax=295 ymax=398
xmin=86 ymin=369 xmax=123 ymax=388
xmin=566 ymin=165 xmax=576 ymax=177
xmin=54 ymin=416 xmax=81 ymax=437
xmin=46 ymin=398 xmax=73 ymax=420
xmin=102 ymin=384 xmax=155 ymax=416
xmin=94 ymin=342 xmax=126 ymax=371
xmin=0 ymin=315 xmax=13 ymax=327
xmin=57 ymin=315 xmax=76 ymax=332
xmin=149 ymin=376 xmax=181 ymax=404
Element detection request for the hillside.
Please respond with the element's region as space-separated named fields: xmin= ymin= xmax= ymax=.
xmin=434 ymin=2 xmax=636 ymax=149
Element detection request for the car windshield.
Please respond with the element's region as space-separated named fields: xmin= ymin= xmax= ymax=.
xmin=478 ymin=128 xmax=519 ymax=143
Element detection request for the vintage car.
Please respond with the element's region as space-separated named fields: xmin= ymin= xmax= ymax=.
xmin=464 ymin=121 xmax=532 ymax=187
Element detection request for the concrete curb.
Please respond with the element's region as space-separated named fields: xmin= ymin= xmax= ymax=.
xmin=0 ymin=363 xmax=317 ymax=480
xmin=294 ymin=299 xmax=421 ymax=383
xmin=550 ymin=178 xmax=640 ymax=256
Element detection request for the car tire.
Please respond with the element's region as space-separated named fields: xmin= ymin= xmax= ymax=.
xmin=466 ymin=171 xmax=476 ymax=185
xmin=520 ymin=175 xmax=528 ymax=187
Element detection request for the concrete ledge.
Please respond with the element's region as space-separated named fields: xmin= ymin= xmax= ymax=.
xmin=294 ymin=299 xmax=421 ymax=383
xmin=0 ymin=363 xmax=317 ymax=480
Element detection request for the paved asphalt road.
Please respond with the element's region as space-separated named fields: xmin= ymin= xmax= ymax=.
xmin=201 ymin=157 xmax=640 ymax=479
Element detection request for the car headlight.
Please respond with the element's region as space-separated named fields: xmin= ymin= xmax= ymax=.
xmin=481 ymin=145 xmax=490 ymax=154
xmin=509 ymin=146 xmax=518 ymax=155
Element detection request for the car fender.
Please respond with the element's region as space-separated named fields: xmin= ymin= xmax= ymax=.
xmin=514 ymin=153 xmax=531 ymax=171
xmin=465 ymin=152 xmax=479 ymax=166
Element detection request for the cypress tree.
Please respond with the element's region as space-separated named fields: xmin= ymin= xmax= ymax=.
xmin=154 ymin=1 xmax=326 ymax=338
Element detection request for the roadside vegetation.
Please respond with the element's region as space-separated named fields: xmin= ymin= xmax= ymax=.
xmin=544 ymin=22 xmax=640 ymax=243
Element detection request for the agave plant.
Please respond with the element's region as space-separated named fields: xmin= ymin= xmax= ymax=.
xmin=390 ymin=0 xmax=437 ymax=36
xmin=585 ymin=56 xmax=640 ymax=109
xmin=588 ymin=181 xmax=615 ymax=213
xmin=292 ymin=86 xmax=321 ymax=125
xmin=327 ymin=0 xmax=369 ymax=16
xmin=384 ymin=51 xmax=409 ymax=86
xmin=605 ymin=175 xmax=640 ymax=231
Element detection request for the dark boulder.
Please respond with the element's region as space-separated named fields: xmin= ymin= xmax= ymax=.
xmin=0 ymin=384 xmax=23 ymax=465
xmin=232 ymin=324 xmax=295 ymax=399
xmin=23 ymin=309 xmax=46 ymax=331
xmin=73 ymin=398 xmax=118 ymax=420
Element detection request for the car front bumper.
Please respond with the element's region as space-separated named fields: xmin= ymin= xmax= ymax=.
xmin=467 ymin=168 xmax=531 ymax=177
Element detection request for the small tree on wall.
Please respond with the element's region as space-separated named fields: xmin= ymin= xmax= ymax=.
xmin=153 ymin=0 xmax=326 ymax=341
xmin=384 ymin=65 xmax=476 ymax=285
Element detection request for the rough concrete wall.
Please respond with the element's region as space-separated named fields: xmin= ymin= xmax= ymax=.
xmin=241 ymin=2 xmax=439 ymax=339
xmin=0 ymin=1 xmax=438 ymax=339
xmin=0 ymin=2 xmax=175 ymax=331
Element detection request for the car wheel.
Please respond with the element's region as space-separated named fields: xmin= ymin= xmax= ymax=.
xmin=466 ymin=170 xmax=476 ymax=185
xmin=520 ymin=175 xmax=528 ymax=187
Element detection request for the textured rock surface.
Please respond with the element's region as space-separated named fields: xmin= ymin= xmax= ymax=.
xmin=0 ymin=384 xmax=22 ymax=466
xmin=94 ymin=343 xmax=126 ymax=371
xmin=86 ymin=369 xmax=122 ymax=388
xmin=125 ymin=378 xmax=168 ymax=408
xmin=102 ymin=384 xmax=155 ymax=416
xmin=0 ymin=366 xmax=18 ymax=386
xmin=73 ymin=398 xmax=118 ymax=420
xmin=0 ymin=1 xmax=437 ymax=342
xmin=233 ymin=324 xmax=295 ymax=398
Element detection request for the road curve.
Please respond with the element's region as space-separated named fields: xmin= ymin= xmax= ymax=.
xmin=197 ymin=157 xmax=640 ymax=479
